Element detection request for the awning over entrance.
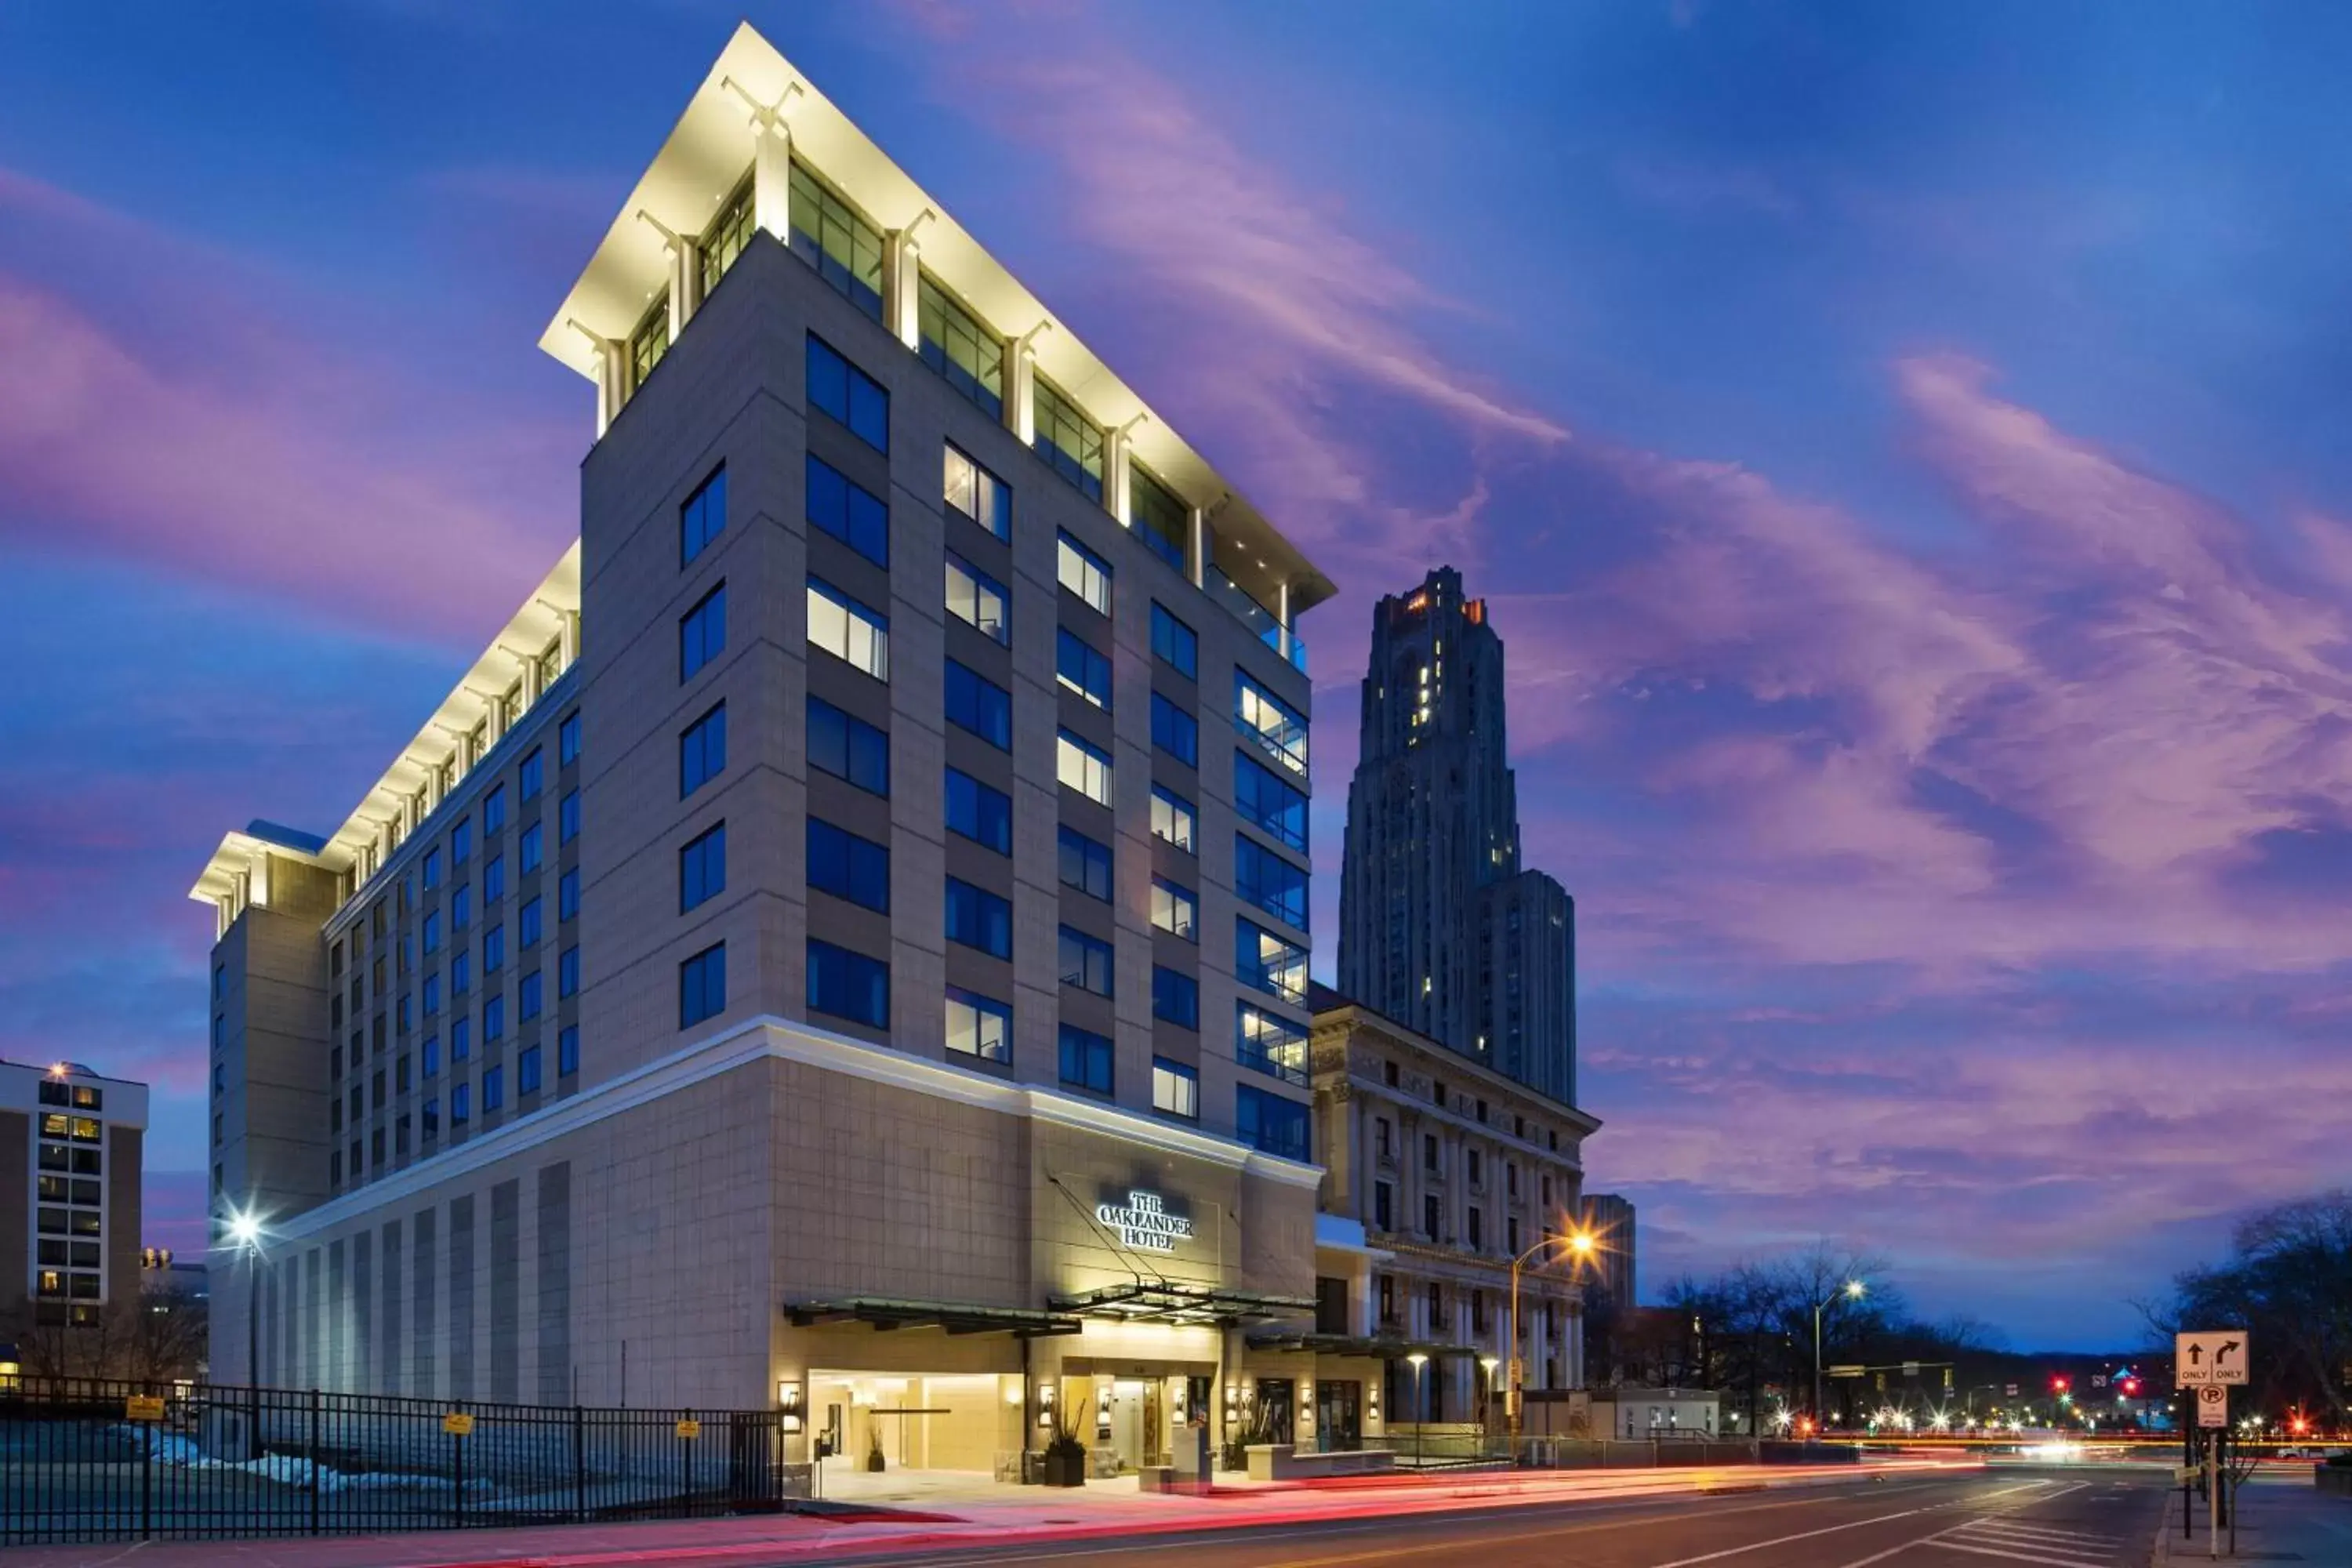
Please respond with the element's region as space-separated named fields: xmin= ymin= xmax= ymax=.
xmin=1243 ymin=1329 xmax=1486 ymax=1360
xmin=1050 ymin=1282 xmax=1315 ymax=1326
xmin=786 ymin=1296 xmax=1083 ymax=1338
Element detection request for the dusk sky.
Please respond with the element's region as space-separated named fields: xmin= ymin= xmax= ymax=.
xmin=4 ymin=2 xmax=2348 ymax=1351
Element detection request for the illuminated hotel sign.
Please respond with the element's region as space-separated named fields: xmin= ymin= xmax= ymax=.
xmin=1096 ymin=1189 xmax=1193 ymax=1253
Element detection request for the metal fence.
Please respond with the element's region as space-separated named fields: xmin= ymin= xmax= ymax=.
xmin=0 ymin=1377 xmax=797 ymax=1545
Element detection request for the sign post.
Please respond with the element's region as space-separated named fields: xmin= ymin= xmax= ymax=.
xmin=2177 ymin=1331 xmax=2247 ymax=1563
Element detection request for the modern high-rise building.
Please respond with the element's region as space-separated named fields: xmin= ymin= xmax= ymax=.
xmin=188 ymin=24 xmax=1363 ymax=1474
xmin=1577 ymin=1192 xmax=1637 ymax=1312
xmin=1336 ymin=568 xmax=1577 ymax=1103
xmin=1 ymin=1059 xmax=147 ymax=1329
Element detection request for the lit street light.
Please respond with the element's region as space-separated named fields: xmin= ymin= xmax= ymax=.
xmin=1812 ymin=1279 xmax=1865 ymax=1436
xmin=1406 ymin=1352 xmax=1428 ymax=1466
xmin=227 ymin=1207 xmax=264 ymax=1451
xmin=1506 ymin=1228 xmax=1597 ymax=1457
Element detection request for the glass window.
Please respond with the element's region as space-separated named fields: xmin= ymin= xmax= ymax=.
xmin=560 ymin=789 xmax=580 ymax=844
xmin=1058 ymin=926 xmax=1115 ymax=997
xmin=1151 ymin=692 xmax=1199 ymax=765
xmin=1058 ymin=825 xmax=1112 ymax=902
xmin=679 ymin=942 xmax=727 ymax=1029
xmin=699 ymin=179 xmax=753 ymax=298
xmin=808 ymin=695 xmax=889 ymax=795
xmin=1129 ymin=463 xmax=1189 ymax=572
xmin=520 ymin=821 xmax=543 ymax=873
xmin=453 ymin=883 xmax=473 ymax=928
xmin=1033 ymin=376 xmax=1103 ymax=501
xmin=944 ymin=444 xmax=1011 ymax=540
xmin=1235 ymin=752 xmax=1308 ymax=852
xmin=1058 ymin=1024 xmax=1113 ymax=1094
xmin=1150 ymin=604 xmax=1198 ymax=677
xmin=558 ymin=1025 xmax=579 ymax=1076
xmin=520 ymin=747 xmax=544 ymax=801
xmin=1151 ymin=785 xmax=1196 ymax=853
xmin=484 ymin=785 xmax=507 ymax=835
xmin=452 ymin=1082 xmax=470 ymax=1124
xmin=946 ymin=988 xmax=1012 ymax=1062
xmin=808 ymin=818 xmax=891 ymax=913
xmin=560 ymin=709 xmax=582 ymax=767
xmin=1058 ymin=730 xmax=1112 ymax=805
xmin=452 ymin=949 xmax=471 ymax=996
xmin=559 ymin=945 xmax=578 ymax=999
xmin=1238 ymin=1083 xmax=1310 ymax=1161
xmin=559 ymin=867 xmax=579 ymax=921
xmin=946 ymin=659 xmax=1012 ymax=749
xmin=789 ymin=162 xmax=884 ymax=321
xmin=1152 ymin=966 xmax=1200 ymax=1029
xmin=483 ymin=993 xmax=505 ymax=1043
xmin=1236 ymin=834 xmax=1309 ymax=929
xmin=1236 ymin=672 xmax=1308 ymax=775
xmin=452 ymin=816 xmax=473 ymax=863
xmin=807 ymin=578 xmax=889 ymax=681
xmin=681 ymin=465 xmax=727 ymax=566
xmin=423 ymin=848 xmax=442 ymax=891
xmin=681 ymin=822 xmax=726 ymax=913
xmin=1237 ymin=920 xmax=1309 ymax=1005
xmin=945 ymin=877 xmax=1012 ymax=959
xmin=629 ymin=298 xmax=669 ymax=389
xmin=1058 ymin=531 xmax=1112 ymax=615
xmin=483 ymin=923 xmax=506 ymax=974
xmin=805 ymin=453 xmax=889 ymax=567
xmin=945 ymin=552 xmax=1010 ymax=643
xmin=1057 ymin=628 xmax=1112 ymax=710
xmin=1152 ymin=1058 xmax=1199 ymax=1120
xmin=917 ymin=273 xmax=1004 ymax=419
xmin=808 ymin=938 xmax=888 ymax=1028
xmin=423 ymin=910 xmax=442 ymax=956
xmin=519 ymin=895 xmax=543 ymax=947
xmin=1238 ymin=1001 xmax=1309 ymax=1085
xmin=520 ymin=968 xmax=543 ymax=1022
xmin=806 ymin=332 xmax=888 ymax=452
xmin=681 ymin=583 xmax=727 ymax=681
xmin=1151 ymin=877 xmax=1197 ymax=941
xmin=681 ymin=702 xmax=727 ymax=797
xmin=483 ymin=1063 xmax=506 ymax=1112
xmin=452 ymin=1016 xmax=470 ymax=1061
xmin=946 ymin=768 xmax=1012 ymax=854
xmin=518 ymin=1044 xmax=543 ymax=1096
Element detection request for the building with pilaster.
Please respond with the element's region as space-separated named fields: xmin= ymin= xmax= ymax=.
xmin=191 ymin=23 xmax=1351 ymax=1479
xmin=1336 ymin=568 xmax=1577 ymax=1104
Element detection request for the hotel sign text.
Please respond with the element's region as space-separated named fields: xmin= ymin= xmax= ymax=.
xmin=1097 ymin=1189 xmax=1193 ymax=1253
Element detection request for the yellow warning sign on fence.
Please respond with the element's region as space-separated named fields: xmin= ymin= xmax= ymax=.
xmin=442 ymin=1411 xmax=476 ymax=1437
xmin=676 ymin=1418 xmax=702 ymax=1440
xmin=124 ymin=1396 xmax=165 ymax=1422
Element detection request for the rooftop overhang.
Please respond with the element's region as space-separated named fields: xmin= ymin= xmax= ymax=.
xmin=1050 ymin=1282 xmax=1315 ymax=1327
xmin=187 ymin=543 xmax=582 ymax=909
xmin=536 ymin=22 xmax=1332 ymax=620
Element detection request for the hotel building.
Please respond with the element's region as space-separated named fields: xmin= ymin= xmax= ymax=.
xmin=2 ymin=1060 xmax=148 ymax=1329
xmin=191 ymin=24 xmax=1341 ymax=1477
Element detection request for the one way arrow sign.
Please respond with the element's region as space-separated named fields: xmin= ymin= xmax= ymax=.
xmin=2177 ymin=1329 xmax=2250 ymax=1386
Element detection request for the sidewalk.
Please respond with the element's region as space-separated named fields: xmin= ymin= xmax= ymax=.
xmin=2152 ymin=1471 xmax=2352 ymax=1563
xmin=0 ymin=1455 xmax=1973 ymax=1568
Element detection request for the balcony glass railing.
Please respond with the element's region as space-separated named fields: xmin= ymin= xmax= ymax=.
xmin=1209 ymin=568 xmax=1307 ymax=673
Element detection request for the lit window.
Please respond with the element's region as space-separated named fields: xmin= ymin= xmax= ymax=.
xmin=1236 ymin=919 xmax=1308 ymax=1005
xmin=1237 ymin=1001 xmax=1308 ymax=1085
xmin=789 ymin=163 xmax=884 ymax=321
xmin=1152 ymin=1058 xmax=1199 ymax=1120
xmin=1057 ymin=532 xmax=1112 ymax=615
xmin=1151 ymin=786 xmax=1196 ymax=853
xmin=1033 ymin=377 xmax=1104 ymax=502
xmin=944 ymin=444 xmax=1011 ymax=540
xmin=946 ymin=553 xmax=1010 ymax=643
xmin=918 ymin=274 xmax=1004 ymax=419
xmin=807 ymin=578 xmax=889 ymax=681
xmin=1150 ymin=877 xmax=1196 ymax=941
xmin=1236 ymin=673 xmax=1308 ymax=775
xmin=946 ymin=987 xmax=1012 ymax=1062
xmin=1058 ymin=730 xmax=1112 ymax=805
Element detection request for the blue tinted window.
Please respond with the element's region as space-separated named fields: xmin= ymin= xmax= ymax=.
xmin=681 ymin=583 xmax=726 ymax=680
xmin=560 ymin=789 xmax=579 ymax=844
xmin=520 ymin=822 xmax=543 ymax=873
xmin=1152 ymin=966 xmax=1200 ymax=1029
xmin=559 ymin=946 xmax=579 ymax=999
xmin=681 ymin=822 xmax=726 ymax=913
xmin=946 ymin=768 xmax=1011 ymax=854
xmin=1057 ymin=629 xmax=1112 ymax=710
xmin=807 ymin=333 xmax=888 ymax=452
xmin=1150 ymin=604 xmax=1198 ymax=677
xmin=681 ymin=465 xmax=727 ymax=565
xmin=452 ymin=817 xmax=473 ymax=863
xmin=559 ymin=710 xmax=581 ymax=767
xmin=1151 ymin=691 xmax=1199 ymax=766
xmin=1235 ymin=834 xmax=1309 ymax=929
xmin=519 ymin=895 xmax=543 ymax=947
xmin=519 ymin=969 xmax=543 ymax=1022
xmin=1058 ymin=1025 xmax=1113 ymax=1094
xmin=680 ymin=942 xmax=726 ymax=1028
xmin=808 ymin=938 xmax=888 ymax=1028
xmin=681 ymin=702 xmax=727 ymax=797
xmin=805 ymin=453 xmax=889 ymax=566
xmin=483 ymin=994 xmax=505 ymax=1043
xmin=946 ymin=659 xmax=1012 ymax=749
xmin=483 ymin=924 xmax=506 ymax=974
xmin=484 ymin=855 xmax=505 ymax=903
xmin=423 ymin=911 xmax=442 ymax=956
xmin=423 ymin=1036 xmax=441 ymax=1078
xmin=808 ymin=818 xmax=890 ymax=913
xmin=452 ymin=1016 xmax=470 ymax=1062
xmin=1058 ymin=826 xmax=1112 ymax=902
xmin=521 ymin=747 xmax=544 ymax=801
xmin=483 ymin=1065 xmax=505 ymax=1111
xmin=559 ymin=868 xmax=579 ymax=922
xmin=423 ymin=848 xmax=443 ymax=890
xmin=1238 ymin=1084 xmax=1310 ymax=1162
xmin=1235 ymin=752 xmax=1308 ymax=852
xmin=945 ymin=878 xmax=1013 ymax=959
xmin=518 ymin=1045 xmax=543 ymax=1095
xmin=484 ymin=785 xmax=506 ymax=834
xmin=558 ymin=1025 xmax=579 ymax=1076
xmin=1058 ymin=926 xmax=1115 ymax=997
xmin=807 ymin=695 xmax=889 ymax=796
xmin=452 ymin=1082 xmax=471 ymax=1124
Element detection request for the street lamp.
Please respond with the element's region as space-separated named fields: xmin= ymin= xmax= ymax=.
xmin=1405 ymin=1352 xmax=1428 ymax=1466
xmin=1507 ymin=1228 xmax=1597 ymax=1457
xmin=227 ymin=1207 xmax=263 ymax=1449
xmin=1812 ymin=1279 xmax=1865 ymax=1436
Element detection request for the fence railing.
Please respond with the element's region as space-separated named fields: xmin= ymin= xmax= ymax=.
xmin=0 ymin=1377 xmax=797 ymax=1545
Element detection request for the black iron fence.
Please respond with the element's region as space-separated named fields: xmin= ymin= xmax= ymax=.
xmin=0 ymin=1377 xmax=798 ymax=1544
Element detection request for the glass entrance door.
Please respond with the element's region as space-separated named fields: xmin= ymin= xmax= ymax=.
xmin=1256 ymin=1377 xmax=1295 ymax=1445
xmin=1314 ymin=1381 xmax=1362 ymax=1452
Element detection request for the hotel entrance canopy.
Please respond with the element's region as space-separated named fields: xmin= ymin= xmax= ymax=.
xmin=786 ymin=1297 xmax=1082 ymax=1339
xmin=1051 ymin=1283 xmax=1315 ymax=1327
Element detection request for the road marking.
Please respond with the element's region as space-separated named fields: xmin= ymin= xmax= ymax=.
xmin=1960 ymin=1520 xmax=2123 ymax=1546
xmin=1932 ymin=1543 xmax=2123 ymax=1567
xmin=1802 ymin=1481 xmax=2114 ymax=1568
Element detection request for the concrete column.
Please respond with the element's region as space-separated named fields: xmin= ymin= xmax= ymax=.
xmin=1185 ymin=505 xmax=1208 ymax=587
xmin=884 ymin=230 xmax=922 ymax=351
xmin=753 ymin=115 xmax=793 ymax=245
xmin=561 ymin=609 xmax=582 ymax=667
xmin=593 ymin=340 xmax=625 ymax=439
xmin=1004 ymin=335 xmax=1038 ymax=445
xmin=1276 ymin=578 xmax=1296 ymax=662
xmin=667 ymin=238 xmax=695 ymax=339
xmin=1103 ymin=424 xmax=1132 ymax=525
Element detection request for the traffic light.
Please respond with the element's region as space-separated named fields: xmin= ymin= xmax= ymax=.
xmin=2050 ymin=1375 xmax=2070 ymax=1394
xmin=2119 ymin=1377 xmax=2140 ymax=1396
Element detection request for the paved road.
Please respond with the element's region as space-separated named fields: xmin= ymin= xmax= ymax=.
xmin=818 ymin=1471 xmax=2166 ymax=1568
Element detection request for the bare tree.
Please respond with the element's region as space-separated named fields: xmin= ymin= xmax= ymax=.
xmin=2 ymin=1285 xmax=208 ymax=1385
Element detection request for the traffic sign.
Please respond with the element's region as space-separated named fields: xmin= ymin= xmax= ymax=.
xmin=2195 ymin=1384 xmax=2228 ymax=1428
xmin=2176 ymin=1330 xmax=2249 ymax=1386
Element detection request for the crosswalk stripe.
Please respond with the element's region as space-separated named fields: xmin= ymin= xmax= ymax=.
xmin=1961 ymin=1521 xmax=2125 ymax=1545
xmin=1933 ymin=1541 xmax=2118 ymax=1568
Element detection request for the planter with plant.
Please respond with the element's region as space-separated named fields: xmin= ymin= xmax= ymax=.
xmin=865 ymin=1424 xmax=887 ymax=1473
xmin=1042 ymin=1422 xmax=1088 ymax=1487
